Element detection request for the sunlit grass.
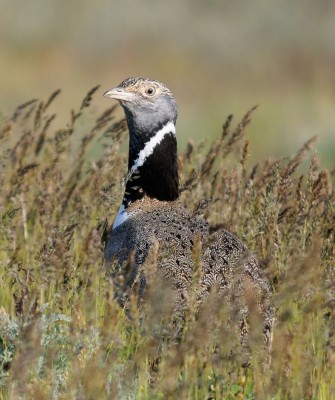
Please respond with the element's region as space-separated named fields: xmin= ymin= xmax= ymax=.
xmin=0 ymin=88 xmax=334 ymax=399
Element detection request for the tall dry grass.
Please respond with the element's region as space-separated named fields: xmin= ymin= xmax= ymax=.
xmin=0 ymin=88 xmax=334 ymax=399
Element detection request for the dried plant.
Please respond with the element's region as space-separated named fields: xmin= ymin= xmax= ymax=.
xmin=0 ymin=89 xmax=334 ymax=399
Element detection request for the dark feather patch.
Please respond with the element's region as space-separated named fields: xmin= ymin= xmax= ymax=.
xmin=124 ymin=133 xmax=179 ymax=204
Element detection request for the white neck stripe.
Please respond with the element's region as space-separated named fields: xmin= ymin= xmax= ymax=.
xmin=112 ymin=204 xmax=129 ymax=229
xmin=130 ymin=121 xmax=176 ymax=172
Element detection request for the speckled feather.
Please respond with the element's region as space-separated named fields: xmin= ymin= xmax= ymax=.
xmin=105 ymin=197 xmax=274 ymax=352
xmin=118 ymin=77 xmax=173 ymax=97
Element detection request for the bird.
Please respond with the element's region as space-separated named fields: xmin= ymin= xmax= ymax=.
xmin=103 ymin=77 xmax=274 ymax=359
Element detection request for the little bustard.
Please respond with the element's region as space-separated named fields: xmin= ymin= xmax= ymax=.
xmin=103 ymin=77 xmax=274 ymax=358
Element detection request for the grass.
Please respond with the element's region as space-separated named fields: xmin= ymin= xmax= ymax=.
xmin=0 ymin=87 xmax=334 ymax=399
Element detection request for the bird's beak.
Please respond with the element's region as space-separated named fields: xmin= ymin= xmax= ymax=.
xmin=103 ymin=87 xmax=134 ymax=102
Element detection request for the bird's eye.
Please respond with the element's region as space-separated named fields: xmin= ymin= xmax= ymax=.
xmin=145 ymin=86 xmax=156 ymax=96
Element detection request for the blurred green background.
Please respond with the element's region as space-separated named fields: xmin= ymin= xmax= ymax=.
xmin=0 ymin=0 xmax=334 ymax=166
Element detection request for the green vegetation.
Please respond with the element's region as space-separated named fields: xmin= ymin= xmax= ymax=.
xmin=0 ymin=88 xmax=334 ymax=399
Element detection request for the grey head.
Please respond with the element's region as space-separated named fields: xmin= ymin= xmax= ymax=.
xmin=104 ymin=78 xmax=178 ymax=152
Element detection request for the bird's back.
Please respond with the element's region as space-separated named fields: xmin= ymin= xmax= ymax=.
xmin=105 ymin=197 xmax=271 ymax=309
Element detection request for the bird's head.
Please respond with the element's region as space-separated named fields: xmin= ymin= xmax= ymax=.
xmin=104 ymin=77 xmax=179 ymax=203
xmin=104 ymin=78 xmax=178 ymax=137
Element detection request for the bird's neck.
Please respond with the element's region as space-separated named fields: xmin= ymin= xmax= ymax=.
xmin=121 ymin=119 xmax=179 ymax=207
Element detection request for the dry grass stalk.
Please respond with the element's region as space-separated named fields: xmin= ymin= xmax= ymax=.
xmin=0 ymin=91 xmax=334 ymax=399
